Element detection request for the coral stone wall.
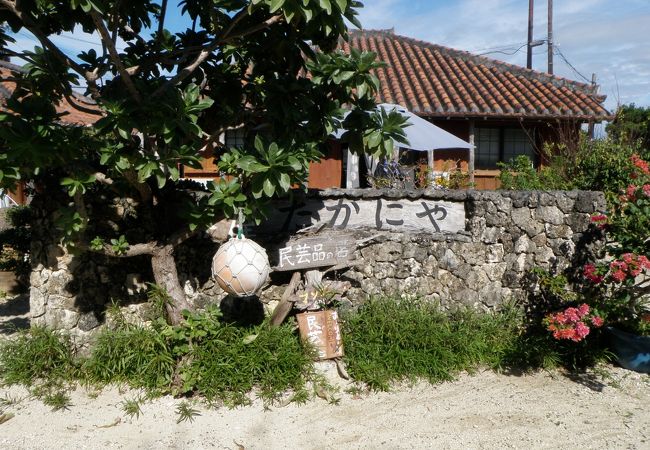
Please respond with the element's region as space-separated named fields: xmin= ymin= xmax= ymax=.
xmin=327 ymin=190 xmax=605 ymax=308
xmin=28 ymin=189 xmax=606 ymax=340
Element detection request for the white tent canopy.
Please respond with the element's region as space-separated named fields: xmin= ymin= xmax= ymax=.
xmin=375 ymin=103 xmax=474 ymax=151
xmin=332 ymin=103 xmax=474 ymax=188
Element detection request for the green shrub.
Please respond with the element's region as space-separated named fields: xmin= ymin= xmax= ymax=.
xmin=572 ymin=137 xmax=648 ymax=193
xmin=341 ymin=297 xmax=525 ymax=390
xmin=181 ymin=321 xmax=312 ymax=406
xmin=84 ymin=326 xmax=175 ymax=392
xmin=0 ymin=327 xmax=76 ymax=385
xmin=498 ymin=155 xmax=573 ymax=191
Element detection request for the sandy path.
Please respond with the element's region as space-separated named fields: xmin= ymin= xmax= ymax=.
xmin=1 ymin=363 xmax=649 ymax=450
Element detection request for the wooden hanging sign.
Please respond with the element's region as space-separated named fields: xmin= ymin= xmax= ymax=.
xmin=273 ymin=234 xmax=355 ymax=271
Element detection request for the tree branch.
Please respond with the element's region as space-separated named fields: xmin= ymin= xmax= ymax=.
xmin=152 ymin=12 xmax=282 ymax=97
xmin=0 ymin=0 xmax=85 ymax=76
xmin=123 ymin=169 xmax=153 ymax=205
xmin=166 ymin=226 xmax=199 ymax=248
xmin=90 ymin=11 xmax=142 ymax=104
xmin=79 ymin=240 xmax=157 ymax=258
xmin=157 ymin=0 xmax=168 ymax=38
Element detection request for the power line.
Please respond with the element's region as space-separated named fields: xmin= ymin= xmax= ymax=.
xmin=468 ymin=42 xmax=528 ymax=53
xmin=553 ymin=46 xmax=591 ymax=83
xmin=16 ymin=31 xmax=125 ymax=51
xmin=478 ymin=42 xmax=528 ymax=57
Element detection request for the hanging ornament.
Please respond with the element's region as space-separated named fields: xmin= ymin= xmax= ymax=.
xmin=211 ymin=213 xmax=270 ymax=297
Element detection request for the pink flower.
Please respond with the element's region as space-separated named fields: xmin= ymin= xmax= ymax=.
xmin=590 ymin=214 xmax=608 ymax=223
xmin=574 ymin=322 xmax=590 ymax=340
xmin=611 ymin=270 xmax=627 ymax=282
xmin=577 ymin=303 xmax=590 ymax=317
xmin=565 ymin=307 xmax=580 ymax=323
xmin=631 ymin=154 xmax=650 ymax=175
xmin=639 ymin=255 xmax=650 ymax=270
xmin=644 ymin=184 xmax=650 ymax=198
xmin=626 ymin=184 xmax=638 ymax=199
xmin=591 ymin=316 xmax=604 ymax=327
xmin=583 ymin=264 xmax=604 ymax=284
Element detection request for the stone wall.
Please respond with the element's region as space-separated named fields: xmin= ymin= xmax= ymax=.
xmin=28 ymin=189 xmax=606 ymax=341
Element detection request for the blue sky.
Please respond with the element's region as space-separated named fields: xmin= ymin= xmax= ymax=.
xmin=10 ymin=0 xmax=649 ymax=112
xmin=355 ymin=0 xmax=650 ymax=111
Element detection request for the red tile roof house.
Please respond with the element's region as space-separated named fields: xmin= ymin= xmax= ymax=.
xmin=305 ymin=29 xmax=613 ymax=190
xmin=0 ymin=60 xmax=99 ymax=205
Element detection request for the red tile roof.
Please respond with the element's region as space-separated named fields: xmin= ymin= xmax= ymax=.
xmin=0 ymin=61 xmax=99 ymax=126
xmin=343 ymin=30 xmax=612 ymax=121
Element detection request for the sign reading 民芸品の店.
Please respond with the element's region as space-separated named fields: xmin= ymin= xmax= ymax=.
xmin=263 ymin=198 xmax=465 ymax=234
xmin=274 ymin=235 xmax=355 ymax=271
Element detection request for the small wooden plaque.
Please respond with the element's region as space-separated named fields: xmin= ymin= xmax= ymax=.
xmin=274 ymin=235 xmax=355 ymax=271
xmin=296 ymin=310 xmax=344 ymax=360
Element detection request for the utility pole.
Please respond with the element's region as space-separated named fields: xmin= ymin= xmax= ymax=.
xmin=547 ymin=0 xmax=553 ymax=74
xmin=527 ymin=0 xmax=534 ymax=69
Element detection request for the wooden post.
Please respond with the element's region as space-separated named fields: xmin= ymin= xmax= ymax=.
xmin=527 ymin=0 xmax=534 ymax=69
xmin=468 ymin=120 xmax=475 ymax=187
xmin=547 ymin=0 xmax=553 ymax=75
xmin=346 ymin=149 xmax=360 ymax=188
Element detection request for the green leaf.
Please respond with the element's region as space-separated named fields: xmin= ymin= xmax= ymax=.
xmin=278 ymin=172 xmax=291 ymax=191
xmin=263 ymin=178 xmax=275 ymax=197
xmin=319 ymin=0 xmax=332 ymax=14
xmin=269 ymin=0 xmax=286 ymax=13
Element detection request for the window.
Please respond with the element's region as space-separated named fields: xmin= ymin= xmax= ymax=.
xmin=225 ymin=128 xmax=245 ymax=148
xmin=475 ymin=127 xmax=535 ymax=169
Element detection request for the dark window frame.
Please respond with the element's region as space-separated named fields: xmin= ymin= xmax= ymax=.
xmin=475 ymin=126 xmax=537 ymax=169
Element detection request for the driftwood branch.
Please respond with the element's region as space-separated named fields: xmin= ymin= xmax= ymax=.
xmin=269 ymin=272 xmax=302 ymax=327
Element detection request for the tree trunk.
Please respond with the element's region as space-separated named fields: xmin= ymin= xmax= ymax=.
xmin=151 ymin=244 xmax=193 ymax=325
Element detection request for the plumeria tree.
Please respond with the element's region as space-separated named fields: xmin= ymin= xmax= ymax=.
xmin=0 ymin=0 xmax=408 ymax=324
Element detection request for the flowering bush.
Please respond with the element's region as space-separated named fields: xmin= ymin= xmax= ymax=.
xmin=540 ymin=154 xmax=650 ymax=344
xmin=580 ymin=154 xmax=650 ymax=335
xmin=544 ymin=304 xmax=604 ymax=342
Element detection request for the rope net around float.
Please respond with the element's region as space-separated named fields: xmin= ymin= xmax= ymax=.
xmin=212 ymin=237 xmax=270 ymax=297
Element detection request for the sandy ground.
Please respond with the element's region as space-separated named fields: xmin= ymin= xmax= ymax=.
xmin=2 ymin=294 xmax=650 ymax=449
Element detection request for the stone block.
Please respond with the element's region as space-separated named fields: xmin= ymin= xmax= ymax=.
xmin=534 ymin=206 xmax=565 ymax=225
xmin=372 ymin=241 xmax=403 ymax=262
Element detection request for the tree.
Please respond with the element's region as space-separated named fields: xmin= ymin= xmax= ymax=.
xmin=0 ymin=0 xmax=407 ymax=324
xmin=606 ymin=103 xmax=650 ymax=152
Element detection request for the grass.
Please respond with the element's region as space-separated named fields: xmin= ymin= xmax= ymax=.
xmin=83 ymin=326 xmax=175 ymax=393
xmin=183 ymin=321 xmax=313 ymax=406
xmin=175 ymin=400 xmax=200 ymax=423
xmin=341 ymin=298 xmax=519 ymax=390
xmin=0 ymin=295 xmax=613 ymax=407
xmin=121 ymin=396 xmax=144 ymax=419
xmin=340 ymin=297 xmax=607 ymax=390
xmin=0 ymin=326 xmax=77 ymax=385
